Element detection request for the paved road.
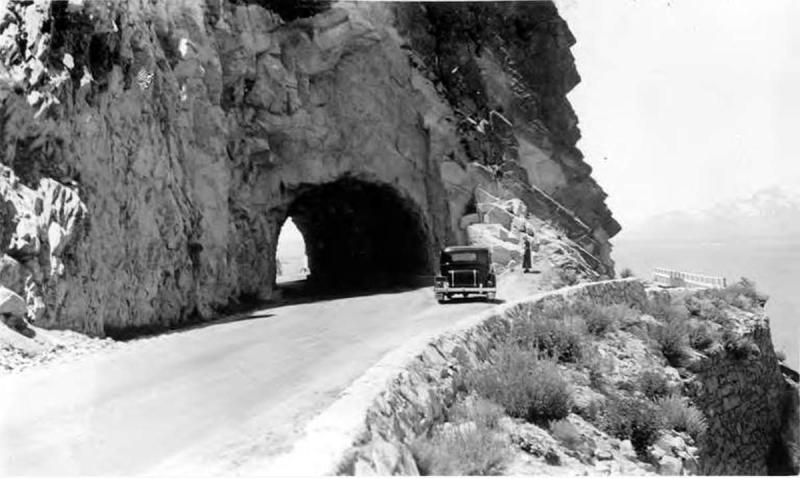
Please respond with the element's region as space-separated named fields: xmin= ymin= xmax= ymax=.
xmin=0 ymin=273 xmax=543 ymax=475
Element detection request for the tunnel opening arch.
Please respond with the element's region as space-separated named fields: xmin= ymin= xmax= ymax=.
xmin=271 ymin=175 xmax=437 ymax=293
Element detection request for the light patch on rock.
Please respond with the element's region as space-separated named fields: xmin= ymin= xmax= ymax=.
xmin=62 ymin=53 xmax=74 ymax=69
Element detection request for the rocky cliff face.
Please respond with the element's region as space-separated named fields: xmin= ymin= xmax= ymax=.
xmin=0 ymin=0 xmax=618 ymax=334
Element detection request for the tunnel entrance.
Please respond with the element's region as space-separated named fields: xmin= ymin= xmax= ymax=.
xmin=275 ymin=217 xmax=309 ymax=284
xmin=280 ymin=177 xmax=432 ymax=292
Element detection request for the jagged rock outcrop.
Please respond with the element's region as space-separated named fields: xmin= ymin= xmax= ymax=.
xmin=463 ymin=187 xmax=606 ymax=286
xmin=0 ymin=0 xmax=618 ymax=334
xmin=394 ymin=3 xmax=620 ymax=265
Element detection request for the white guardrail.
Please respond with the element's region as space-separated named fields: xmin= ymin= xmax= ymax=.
xmin=653 ymin=268 xmax=727 ymax=289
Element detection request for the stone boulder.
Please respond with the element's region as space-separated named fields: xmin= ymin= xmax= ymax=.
xmin=0 ymin=254 xmax=24 ymax=293
xmin=466 ymin=223 xmax=522 ymax=266
xmin=657 ymin=455 xmax=683 ymax=475
xmin=8 ymin=219 xmax=40 ymax=259
xmin=0 ymin=285 xmax=26 ymax=318
xmin=459 ymin=213 xmax=480 ymax=230
xmin=479 ymin=203 xmax=515 ymax=230
xmin=0 ymin=285 xmax=31 ymax=334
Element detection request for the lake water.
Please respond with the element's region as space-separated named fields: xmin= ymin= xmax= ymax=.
xmin=613 ymin=239 xmax=799 ymax=369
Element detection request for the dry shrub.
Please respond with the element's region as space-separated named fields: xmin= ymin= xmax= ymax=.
xmin=581 ymin=344 xmax=615 ymax=390
xmin=559 ymin=267 xmax=580 ymax=286
xmin=564 ymin=299 xmax=619 ymax=336
xmin=449 ymin=394 xmax=505 ymax=430
xmin=584 ymin=305 xmax=620 ymax=336
xmin=413 ymin=394 xmax=509 ymax=475
xmin=600 ymin=395 xmax=663 ymax=457
xmin=602 ymin=303 xmax=641 ymax=330
xmin=723 ymin=334 xmax=761 ymax=360
xmin=685 ymin=295 xmax=730 ymax=325
xmin=412 ymin=423 xmax=509 ymax=475
xmin=687 ymin=319 xmax=721 ymax=351
xmin=643 ymin=302 xmax=693 ymax=366
xmin=577 ymin=397 xmax=604 ymax=423
xmin=644 ymin=301 xmax=690 ymax=323
xmin=511 ymin=313 xmax=585 ymax=363
xmin=461 ymin=345 xmax=572 ymax=425
xmin=651 ymin=321 xmax=692 ymax=367
xmin=637 ymin=370 xmax=672 ymax=400
xmin=619 ymin=267 xmax=635 ymax=278
xmin=655 ymin=394 xmax=708 ymax=440
xmin=707 ymin=277 xmax=768 ymax=311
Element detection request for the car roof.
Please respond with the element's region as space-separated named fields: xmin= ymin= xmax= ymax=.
xmin=442 ymin=246 xmax=490 ymax=253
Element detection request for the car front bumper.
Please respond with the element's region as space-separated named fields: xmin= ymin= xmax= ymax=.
xmin=434 ymin=286 xmax=496 ymax=294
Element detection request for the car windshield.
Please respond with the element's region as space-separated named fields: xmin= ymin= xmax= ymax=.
xmin=444 ymin=251 xmax=487 ymax=263
xmin=450 ymin=252 xmax=478 ymax=262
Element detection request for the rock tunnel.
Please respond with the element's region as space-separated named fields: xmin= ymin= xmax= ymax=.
xmin=277 ymin=177 xmax=434 ymax=291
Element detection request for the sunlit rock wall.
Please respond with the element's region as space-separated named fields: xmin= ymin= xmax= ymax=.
xmin=0 ymin=0 xmax=619 ymax=334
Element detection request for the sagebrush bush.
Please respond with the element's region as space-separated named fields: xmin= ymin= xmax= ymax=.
xmin=685 ymin=295 xmax=729 ymax=325
xmin=637 ymin=370 xmax=672 ymax=400
xmin=651 ymin=321 xmax=691 ymax=367
xmin=576 ymin=397 xmax=603 ymax=423
xmin=558 ymin=267 xmax=579 ymax=286
xmin=412 ymin=394 xmax=510 ymax=475
xmin=511 ymin=314 xmax=584 ymax=363
xmin=449 ymin=394 xmax=505 ymax=430
xmin=687 ymin=320 xmax=719 ymax=351
xmin=644 ymin=305 xmax=694 ymax=366
xmin=600 ymin=395 xmax=663 ymax=457
xmin=581 ymin=345 xmax=615 ymax=390
xmin=655 ymin=394 xmax=708 ymax=440
xmin=412 ymin=423 xmax=509 ymax=475
xmin=462 ymin=345 xmax=572 ymax=425
xmin=644 ymin=301 xmax=690 ymax=323
xmin=706 ymin=277 xmax=768 ymax=311
xmin=602 ymin=303 xmax=640 ymax=330
xmin=583 ymin=305 xmax=617 ymax=337
xmin=619 ymin=267 xmax=635 ymax=278
xmin=724 ymin=335 xmax=761 ymax=360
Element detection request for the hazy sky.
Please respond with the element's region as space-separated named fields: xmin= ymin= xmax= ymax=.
xmin=555 ymin=0 xmax=800 ymax=231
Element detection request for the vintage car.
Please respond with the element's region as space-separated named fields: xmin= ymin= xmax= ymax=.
xmin=434 ymin=246 xmax=496 ymax=303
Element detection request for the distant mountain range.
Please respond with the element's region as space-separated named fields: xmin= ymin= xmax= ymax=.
xmin=620 ymin=187 xmax=800 ymax=242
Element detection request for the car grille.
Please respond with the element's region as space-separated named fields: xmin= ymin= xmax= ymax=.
xmin=449 ymin=269 xmax=477 ymax=287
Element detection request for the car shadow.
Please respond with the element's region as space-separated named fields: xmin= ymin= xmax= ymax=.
xmin=440 ymin=297 xmax=506 ymax=305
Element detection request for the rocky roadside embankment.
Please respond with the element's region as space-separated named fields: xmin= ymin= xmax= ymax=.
xmin=266 ymin=278 xmax=797 ymax=476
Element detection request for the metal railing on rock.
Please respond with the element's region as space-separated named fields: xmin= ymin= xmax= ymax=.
xmin=653 ymin=268 xmax=727 ymax=289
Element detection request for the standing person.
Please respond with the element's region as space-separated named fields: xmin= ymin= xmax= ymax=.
xmin=522 ymin=238 xmax=532 ymax=273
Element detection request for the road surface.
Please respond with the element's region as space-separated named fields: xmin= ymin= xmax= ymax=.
xmin=0 ymin=273 xmax=545 ymax=475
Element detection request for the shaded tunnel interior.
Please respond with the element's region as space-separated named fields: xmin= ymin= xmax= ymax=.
xmin=282 ymin=178 xmax=433 ymax=291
